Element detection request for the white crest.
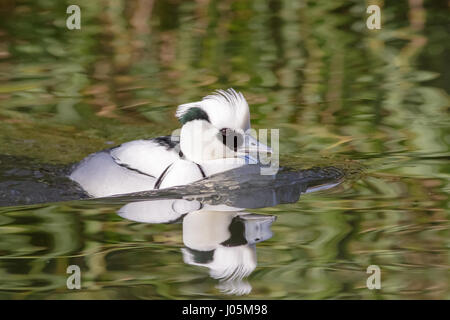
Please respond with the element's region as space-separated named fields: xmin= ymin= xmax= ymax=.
xmin=176 ymin=88 xmax=251 ymax=131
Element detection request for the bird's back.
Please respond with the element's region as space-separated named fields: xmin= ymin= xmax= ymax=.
xmin=69 ymin=136 xmax=181 ymax=197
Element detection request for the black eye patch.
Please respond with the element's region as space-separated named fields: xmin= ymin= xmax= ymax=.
xmin=221 ymin=216 xmax=247 ymax=247
xmin=217 ymin=128 xmax=243 ymax=152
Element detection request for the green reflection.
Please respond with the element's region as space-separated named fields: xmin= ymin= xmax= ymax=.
xmin=0 ymin=0 xmax=448 ymax=299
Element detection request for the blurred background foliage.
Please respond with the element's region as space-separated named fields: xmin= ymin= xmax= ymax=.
xmin=0 ymin=0 xmax=448 ymax=299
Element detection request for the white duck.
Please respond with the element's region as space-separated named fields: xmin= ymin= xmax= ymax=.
xmin=69 ymin=89 xmax=271 ymax=197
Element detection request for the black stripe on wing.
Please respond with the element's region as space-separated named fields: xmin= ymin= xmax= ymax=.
xmin=154 ymin=163 xmax=173 ymax=189
xmin=113 ymin=161 xmax=156 ymax=179
xmin=196 ymin=164 xmax=206 ymax=178
xmin=108 ymin=135 xmax=182 ymax=180
xmin=152 ymin=135 xmax=180 ymax=150
xmin=154 ymin=162 xmax=206 ymax=190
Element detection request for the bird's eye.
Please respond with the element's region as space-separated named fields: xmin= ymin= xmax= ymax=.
xmin=220 ymin=128 xmax=229 ymax=146
xmin=217 ymin=128 xmax=243 ymax=152
xmin=220 ymin=128 xmax=230 ymax=136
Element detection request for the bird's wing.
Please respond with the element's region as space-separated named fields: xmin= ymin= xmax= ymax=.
xmin=109 ymin=136 xmax=181 ymax=179
xmin=69 ymin=151 xmax=157 ymax=197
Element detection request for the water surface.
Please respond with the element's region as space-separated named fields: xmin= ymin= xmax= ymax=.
xmin=0 ymin=0 xmax=448 ymax=299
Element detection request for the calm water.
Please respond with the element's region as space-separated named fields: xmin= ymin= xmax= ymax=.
xmin=0 ymin=0 xmax=448 ymax=299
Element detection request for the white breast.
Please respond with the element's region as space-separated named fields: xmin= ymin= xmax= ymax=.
xmin=157 ymin=160 xmax=205 ymax=189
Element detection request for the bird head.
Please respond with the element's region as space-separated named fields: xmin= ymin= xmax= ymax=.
xmin=176 ymin=89 xmax=271 ymax=163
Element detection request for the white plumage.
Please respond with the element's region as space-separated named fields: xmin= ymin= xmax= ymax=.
xmin=69 ymin=89 xmax=271 ymax=197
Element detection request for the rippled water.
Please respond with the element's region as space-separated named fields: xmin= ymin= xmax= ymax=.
xmin=0 ymin=0 xmax=448 ymax=299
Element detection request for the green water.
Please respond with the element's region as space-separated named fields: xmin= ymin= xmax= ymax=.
xmin=0 ymin=0 xmax=448 ymax=299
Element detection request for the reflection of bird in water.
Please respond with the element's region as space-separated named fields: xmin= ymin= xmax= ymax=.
xmin=116 ymin=163 xmax=345 ymax=295
xmin=181 ymin=211 xmax=275 ymax=296
xmin=118 ymin=199 xmax=275 ymax=296
xmin=69 ymin=89 xmax=272 ymax=197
